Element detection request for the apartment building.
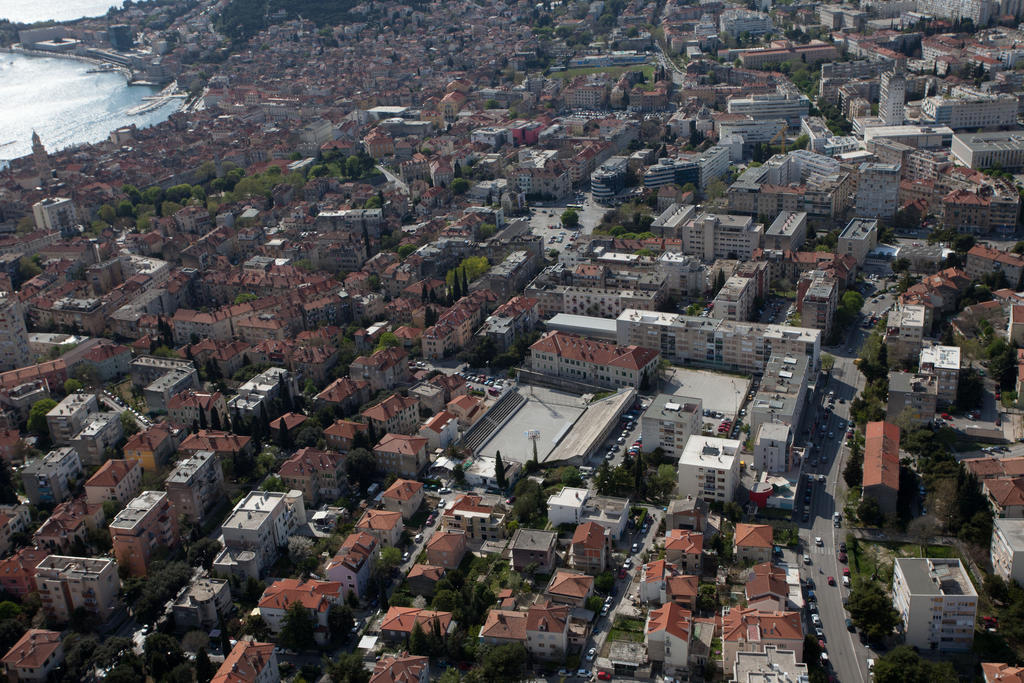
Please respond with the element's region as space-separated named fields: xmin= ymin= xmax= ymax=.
xmin=753 ymin=423 xmax=793 ymax=473
xmin=681 ymin=213 xmax=763 ymax=263
xmin=441 ymin=494 xmax=507 ymax=543
xmin=664 ymin=529 xmax=704 ymax=573
xmin=380 ymin=479 xmax=425 ymax=520
xmin=166 ymin=390 xmax=228 ymax=430
xmin=227 ymin=367 xmax=298 ymax=421
xmin=349 ymin=346 xmax=410 ymax=393
xmin=0 ymin=292 xmax=29 ymax=373
xmin=326 ymin=531 xmax=378 ymax=601
xmin=21 ymin=447 xmax=82 ymax=506
xmin=171 ymin=576 xmax=232 ymax=631
xmin=84 ymin=458 xmax=142 ymax=506
xmin=165 ymin=450 xmax=225 ymax=523
xmin=35 ymin=555 xmax=120 ymax=624
xmin=70 ymin=411 xmax=123 ymax=466
xmin=373 ymin=433 xmax=429 ymax=478
xmin=892 ymin=558 xmax=977 ymax=651
xmin=952 ymin=131 xmax=1024 ymax=171
xmin=726 ymin=90 xmax=811 ymax=128
xmin=719 ymin=8 xmax=772 ymax=36
xmin=123 ymin=422 xmax=181 ymax=470
xmin=991 ymin=518 xmax=1024 ymax=586
xmin=855 ymin=163 xmax=901 ymax=220
xmin=887 ymin=373 xmax=939 ymax=426
xmin=885 ymin=304 xmax=928 ymax=364
xmin=357 ymin=509 xmax=405 ymax=548
xmin=616 ymin=310 xmax=821 ymax=376
xmin=863 ymin=421 xmax=901 ymax=518
xmin=721 ymin=608 xmax=803 ymax=673
xmin=570 ymin=521 xmax=612 ymax=574
xmin=32 ymin=197 xmax=77 ymax=231
xmin=837 ymin=217 xmax=879 ymax=266
xmin=258 ymin=579 xmax=342 ymax=645
xmin=361 ymin=394 xmax=420 ymax=436
xmin=646 ymin=602 xmax=693 ymax=675
xmin=966 ymin=245 xmax=1024 ymax=289
xmin=44 ymin=392 xmax=98 ymax=445
xmin=213 ymin=490 xmax=306 ymax=580
xmin=109 ymin=490 xmax=180 ymax=577
xmin=712 ymin=276 xmax=756 ymax=323
xmin=425 ymin=530 xmax=468 ymax=569
xmin=798 ymin=274 xmax=838 ymax=339
xmin=529 ymin=331 xmax=660 ymax=390
xmin=919 ymin=344 xmax=961 ymax=403
xmin=640 ymin=394 xmax=703 ymax=459
xmin=212 ymin=640 xmax=279 ymax=683
xmin=0 ymin=504 xmax=30 ymax=557
xmin=511 ymin=529 xmax=559 ymax=575
xmin=763 ymin=211 xmax=808 ymax=252
xmin=921 ymin=92 xmax=1017 ymax=130
xmin=677 ymin=436 xmax=742 ymax=504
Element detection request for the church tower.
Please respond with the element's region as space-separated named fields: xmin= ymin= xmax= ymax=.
xmin=31 ymin=131 xmax=49 ymax=183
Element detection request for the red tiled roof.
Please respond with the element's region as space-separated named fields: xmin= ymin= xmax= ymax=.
xmin=530 ymin=331 xmax=659 ymax=371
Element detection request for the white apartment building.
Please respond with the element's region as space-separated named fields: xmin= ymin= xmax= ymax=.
xmin=855 ymin=163 xmax=900 ymax=220
xmin=696 ymin=144 xmax=731 ymax=190
xmin=892 ymin=558 xmax=977 ymax=651
xmin=0 ymin=292 xmax=29 ymax=372
xmin=677 ymin=436 xmax=742 ymax=503
xmin=227 ymin=367 xmax=299 ymax=420
xmin=213 ymin=490 xmax=307 ymax=579
xmin=616 ymin=309 xmax=821 ymax=376
xmin=547 ymin=487 xmax=591 ymax=527
xmin=991 ymin=518 xmax=1024 ymax=586
xmin=35 ymin=555 xmax=120 ymax=624
xmin=879 ymin=70 xmax=906 ymax=126
xmin=921 ymin=92 xmax=1018 ymax=130
xmin=749 ymin=353 xmax=809 ymax=438
xmin=165 ymin=450 xmax=225 ymax=523
xmin=641 ymin=394 xmax=703 ymax=459
xmin=754 ymin=422 xmax=793 ymax=473
xmin=681 ymin=213 xmax=763 ymax=262
xmin=719 ymin=8 xmax=773 ymax=36
xmin=712 ymin=275 xmax=757 ymax=322
xmin=952 ymin=131 xmax=1024 ymax=171
xmin=838 ymin=217 xmax=879 ymax=265
xmin=885 ymin=304 xmax=928 ymax=364
xmin=32 ymin=198 xmax=77 ymax=232
xmin=44 ymin=392 xmax=99 ymax=446
xmin=726 ymin=90 xmax=811 ymax=128
xmin=916 ymin=0 xmax=991 ymax=25
xmin=919 ymin=343 xmax=961 ymax=403
xmin=764 ymin=211 xmax=808 ymax=252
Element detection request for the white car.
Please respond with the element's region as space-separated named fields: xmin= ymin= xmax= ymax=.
xmin=815 ymin=536 xmax=823 ymax=546
xmin=811 ymin=614 xmax=821 ymax=626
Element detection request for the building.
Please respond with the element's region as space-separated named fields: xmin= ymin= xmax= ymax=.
xmin=640 ymin=394 xmax=703 ymax=459
xmin=681 ymin=213 xmax=763 ymax=262
xmin=570 ymin=521 xmax=611 ymax=574
xmin=887 ymin=372 xmax=939 ymax=426
xmin=109 ymin=490 xmax=180 ymax=576
xmin=277 ymin=447 xmax=345 ymax=505
xmin=171 ymin=575 xmax=232 ymax=631
xmin=991 ymin=518 xmax=1024 ymax=586
xmin=380 ymin=606 xmax=454 ymax=642
xmin=545 ymin=487 xmax=631 ymax=540
xmin=863 ymin=421 xmax=900 ymax=517
xmin=763 ymin=211 xmax=808 ymax=252
xmin=726 ymin=90 xmax=810 ymax=128
xmin=21 ymin=446 xmax=82 ymax=506
xmin=721 ymin=608 xmax=803 ymax=673
xmin=425 ymin=529 xmax=468 ymax=569
xmin=0 ymin=548 xmax=49 ymax=599
xmin=357 ymin=509 xmax=405 ymax=548
xmin=677 ymin=436 xmax=741 ymax=504
xmin=258 ymin=578 xmax=342 ymax=645
xmin=646 ymin=602 xmax=693 ymax=675
xmin=921 ymin=92 xmax=1018 ymax=130
xmin=837 ymin=217 xmax=879 ymax=266
xmin=165 ymin=450 xmax=225 ymax=523
xmin=123 ymin=423 xmax=180 ymax=471
xmin=734 ymin=645 xmax=808 ymax=683
xmin=0 ymin=293 xmax=29 ymax=372
xmin=34 ymin=555 xmax=120 ymax=624
xmin=983 ymin=663 xmax=1024 ymax=683
xmin=719 ymin=8 xmax=773 ymax=36
xmin=167 ymin=390 xmax=228 ymax=431
xmin=616 ymin=310 xmax=821 ymax=376
xmin=83 ymin=458 xmax=142 ymax=506
xmin=753 ymin=423 xmax=793 ymax=473
xmin=510 ymin=528 xmax=559 ymax=574
xmin=892 ymin=558 xmax=977 ymax=651
xmin=70 ymin=411 xmax=123 ymax=466
xmin=879 ymin=69 xmax=906 ymax=126
xmin=733 ymin=523 xmax=774 ymax=564
xmin=528 ymin=331 xmax=660 ymax=390
xmin=664 ymin=529 xmax=704 ymax=573
xmin=798 ymin=274 xmax=838 ymax=339
xmin=380 ymin=479 xmax=424 ymax=520
xmin=373 ymin=433 xmax=429 ymax=478
xmin=919 ymin=344 xmax=961 ymax=403
xmin=361 ymin=394 xmax=420 ymax=436
xmin=212 ymin=640 xmax=279 ymax=683
xmin=326 ymin=531 xmax=378 ymax=601
xmin=952 ymin=132 xmax=1024 ymax=171
xmin=214 ymin=490 xmax=306 ymax=580
xmin=712 ymin=276 xmax=756 ymax=323
xmin=855 ymin=163 xmax=901 ymax=220
xmin=966 ymin=245 xmax=1024 ymax=290
xmin=440 ymin=494 xmax=506 ymax=543
xmin=525 ymin=601 xmax=570 ymax=660
xmin=591 ymin=156 xmax=629 ymax=204
xmin=370 ymin=654 xmax=430 ymax=683
xmin=1 ymin=629 xmax=64 ymax=683
xmin=418 ymin=410 xmax=458 ymax=451
xmin=885 ymin=305 xmax=928 ymax=364
xmin=44 ymin=392 xmax=98 ymax=446
xmin=545 ymin=569 xmax=594 ymax=607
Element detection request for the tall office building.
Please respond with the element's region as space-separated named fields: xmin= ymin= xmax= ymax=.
xmin=0 ymin=292 xmax=29 ymax=372
xmin=879 ymin=69 xmax=906 ymax=126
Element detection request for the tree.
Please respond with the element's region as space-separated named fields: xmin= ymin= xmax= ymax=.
xmin=63 ymin=378 xmax=84 ymax=394
xmin=280 ymin=602 xmax=315 ymax=650
xmin=195 ymin=648 xmax=215 ymax=683
xmin=328 ymin=604 xmax=354 ymax=643
xmin=560 ymin=208 xmax=579 ymax=228
xmin=857 ymin=496 xmax=884 ymax=526
xmin=408 ymin=619 xmax=429 ymax=655
xmin=345 ymin=448 xmax=377 ymax=493
xmin=327 ymin=652 xmax=371 ymax=683
xmin=186 ymin=538 xmax=222 ymax=570
xmin=451 ymin=178 xmax=469 ymax=194
xmin=479 ymin=642 xmax=528 ymax=681
xmin=143 ymin=632 xmax=185 ymax=675
xmin=871 ymin=645 xmax=958 ymax=683
xmin=120 ymin=410 xmax=140 ymax=437
xmin=847 ymin=581 xmax=899 ymax=641
xmin=697 ymin=583 xmax=718 ymax=612
xmin=594 ymin=571 xmax=615 ymax=593
xmin=27 ymin=398 xmax=57 ymax=440
xmin=494 ymin=450 xmax=507 ymax=490
xmin=380 ymin=546 xmax=402 ymax=573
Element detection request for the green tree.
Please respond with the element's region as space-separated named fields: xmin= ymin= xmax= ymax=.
xmin=847 ymin=581 xmax=899 ymax=641
xmin=479 ymin=642 xmax=528 ymax=681
xmin=494 ymin=450 xmax=507 ymax=490
xmin=187 ymin=537 xmax=222 ymax=570
xmin=697 ymin=583 xmax=718 ymax=612
xmin=143 ymin=632 xmax=185 ymax=675
xmin=63 ymin=378 xmax=84 ymax=394
xmin=120 ymin=410 xmax=140 ymax=437
xmin=561 ymin=208 xmax=579 ymax=228
xmin=345 ymin=448 xmax=377 ymax=493
xmin=451 ymin=178 xmax=469 ymax=194
xmin=408 ymin=619 xmax=428 ymax=655
xmin=871 ymin=645 xmax=958 ymax=683
xmin=280 ymin=602 xmax=315 ymax=650
xmin=327 ymin=652 xmax=372 ymax=683
xmin=594 ymin=571 xmax=615 ymax=593
xmin=27 ymin=399 xmax=57 ymax=440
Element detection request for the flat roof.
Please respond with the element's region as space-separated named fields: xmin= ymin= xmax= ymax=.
xmin=995 ymin=518 xmax=1024 ymax=551
xmin=953 ymin=131 xmax=1024 ymax=152
xmin=896 ymin=558 xmax=976 ymax=597
xmin=840 ymin=217 xmax=878 ymax=240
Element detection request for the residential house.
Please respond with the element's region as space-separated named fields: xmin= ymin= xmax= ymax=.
xmin=33 ymin=497 xmax=104 ymax=553
xmin=164 ymin=450 xmax=225 ymax=524
xmin=745 ymin=563 xmax=790 ymax=612
xmin=324 ymin=419 xmax=369 ymax=451
xmin=34 ymin=555 xmax=120 ymax=624
xmin=325 ymin=531 xmax=378 ymax=601
xmin=179 ymin=429 xmax=254 ymax=462
xmin=167 ymin=390 xmax=228 ymax=430
xmin=664 ymin=529 xmax=704 ymax=574
xmin=863 ymin=421 xmax=901 ymax=517
xmin=356 ymin=509 xmax=404 ymax=547
xmin=380 ymin=479 xmax=424 ymax=520
xmin=211 ymin=640 xmax=279 ymax=683
xmin=350 ymin=347 xmax=410 ymax=392
xmin=123 ymin=423 xmax=181 ymax=470
xmin=985 ymin=477 xmax=1024 ymax=518
xmin=258 ymin=579 xmax=342 ymax=646
xmin=373 ymin=433 xmax=429 ymax=478
xmin=362 ymin=395 xmax=420 ymax=436
xmin=440 ymin=494 xmax=507 ymax=543
xmin=733 ymin=524 xmax=774 ymax=565
xmin=479 ymin=609 xmax=528 ymax=648
xmin=545 ymin=569 xmax=595 ymax=608
xmin=510 ymin=528 xmax=558 ymax=574
xmin=418 ymin=410 xmax=458 ymax=451
xmin=406 ymin=564 xmax=446 ymax=597
xmin=0 ymin=505 xmax=30 ymax=556
xmin=639 ymin=560 xmax=699 ymax=609
xmin=109 ymin=490 xmax=180 ymax=577
xmin=425 ymin=530 xmax=468 ymax=569
xmin=278 ymin=447 xmax=346 ymax=505
xmin=83 ymin=459 xmax=142 ymax=506
xmin=1 ymin=630 xmax=64 ymax=683
xmin=379 ymin=607 xmax=454 ymax=642
xmin=666 ymin=496 xmax=707 ymax=532
xmin=646 ymin=602 xmax=693 ymax=676
xmin=525 ymin=602 xmax=570 ymax=661
xmin=570 ymin=521 xmax=611 ymax=574
xmin=446 ymin=394 xmax=485 ymax=428
xmin=314 ymin=378 xmax=371 ymax=415
xmin=370 ymin=654 xmax=429 ymax=683
xmin=0 ymin=548 xmax=49 ymax=598
xmin=721 ymin=608 xmax=803 ymax=673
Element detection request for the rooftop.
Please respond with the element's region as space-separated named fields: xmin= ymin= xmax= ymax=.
xmin=896 ymin=558 xmax=976 ymax=597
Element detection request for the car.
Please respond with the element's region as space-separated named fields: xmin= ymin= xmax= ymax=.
xmin=996 ymin=392 xmax=1002 ymax=400
xmin=843 ymin=567 xmax=850 ymax=576
xmin=846 ymin=618 xmax=855 ymax=632
xmin=438 ymin=500 xmax=447 ymax=509
xmin=843 ymin=575 xmax=851 ymax=587
xmin=617 ymin=436 xmax=626 ymax=444
xmin=586 ymin=648 xmax=596 ymax=661
xmin=811 ymin=613 xmax=821 ymax=626
xmin=818 ymin=639 xmax=826 ymax=650
xmin=631 ymin=542 xmax=640 ymax=554
xmin=414 ymin=533 xmax=423 ymax=543
xmin=605 ymin=453 xmax=615 ymax=461
xmin=867 ymin=659 xmax=875 ymax=673
xmin=597 ymin=672 xmax=612 ymax=681
xmin=815 ymin=536 xmax=823 ymax=546
xmin=402 ymin=551 xmax=410 ymax=562
xmin=839 ymin=542 xmax=847 ymax=552
xmin=838 ymin=551 xmax=847 ymax=562
xmin=803 ymin=554 xmax=811 ymax=565
xmin=941 ymin=412 xmax=953 ymax=421
xmin=558 ymin=669 xmax=571 ymax=676
xmin=617 ymin=567 xmax=626 ymax=579
xmin=425 ymin=515 xmax=435 ymax=526
xmin=827 ymin=576 xmax=836 ymax=586
xmin=506 ymin=496 xmax=516 ymax=504
xmin=623 ymin=558 xmax=633 ymax=569
xmin=439 ymin=487 xmax=452 ymax=494
xmin=601 ymin=605 xmax=610 ymax=616
xmin=578 ymin=669 xmax=590 ymax=678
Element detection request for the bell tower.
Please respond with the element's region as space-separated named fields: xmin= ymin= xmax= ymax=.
xmin=31 ymin=131 xmax=49 ymax=183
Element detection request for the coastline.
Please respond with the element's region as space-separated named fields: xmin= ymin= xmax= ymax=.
xmin=3 ymin=44 xmax=135 ymax=80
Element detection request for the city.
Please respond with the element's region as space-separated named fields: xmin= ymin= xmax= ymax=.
xmin=1 ymin=0 xmax=1024 ymax=682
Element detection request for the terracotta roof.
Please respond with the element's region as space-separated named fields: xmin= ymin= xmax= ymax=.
xmin=965 ymin=456 xmax=1024 ymax=480
xmin=180 ymin=429 xmax=251 ymax=454
xmin=734 ymin=523 xmax=773 ymax=549
xmin=530 ymin=331 xmax=659 ymax=371
xmin=526 ymin=601 xmax=569 ymax=633
xmin=406 ymin=564 xmax=445 ymax=582
xmin=357 ymin=509 xmax=403 ymax=532
xmin=863 ymin=421 xmax=900 ymax=491
xmin=375 ymin=433 xmax=428 ymax=455
xmin=666 ymin=573 xmax=699 ymax=602
xmin=985 ymin=477 xmax=1024 ymax=508
xmin=721 ymin=608 xmax=802 ymax=643
xmin=647 ymin=602 xmax=692 ymax=642
xmin=422 ymin=410 xmax=456 ymax=434
xmin=84 ymin=459 xmax=139 ymax=489
xmin=480 ymin=609 xmax=528 ymax=641
xmin=316 ymin=377 xmax=370 ymax=404
xmin=370 ymin=653 xmax=430 ymax=683
xmin=426 ymin=529 xmax=467 ymax=553
xmin=270 ymin=412 xmax=307 ymax=432
xmin=745 ymin=562 xmax=789 ymax=601
xmin=324 ymin=419 xmax=368 ymax=440
xmin=258 ymin=578 xmax=342 ymax=613
xmin=547 ymin=570 xmax=594 ymax=599
xmin=212 ymin=640 xmax=276 ymax=683
xmin=380 ymin=607 xmax=452 ymax=635
xmin=278 ymin=447 xmax=344 ymax=478
xmin=969 ymin=244 xmax=1024 ymax=268
xmin=362 ymin=394 xmax=419 ymax=422
xmin=0 ymin=629 xmax=62 ymax=670
xmin=665 ymin=529 xmax=703 ymax=555
xmin=983 ymin=662 xmax=1024 ymax=683
xmin=572 ymin=521 xmax=607 ymax=548
xmin=381 ymin=479 xmax=424 ymax=502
